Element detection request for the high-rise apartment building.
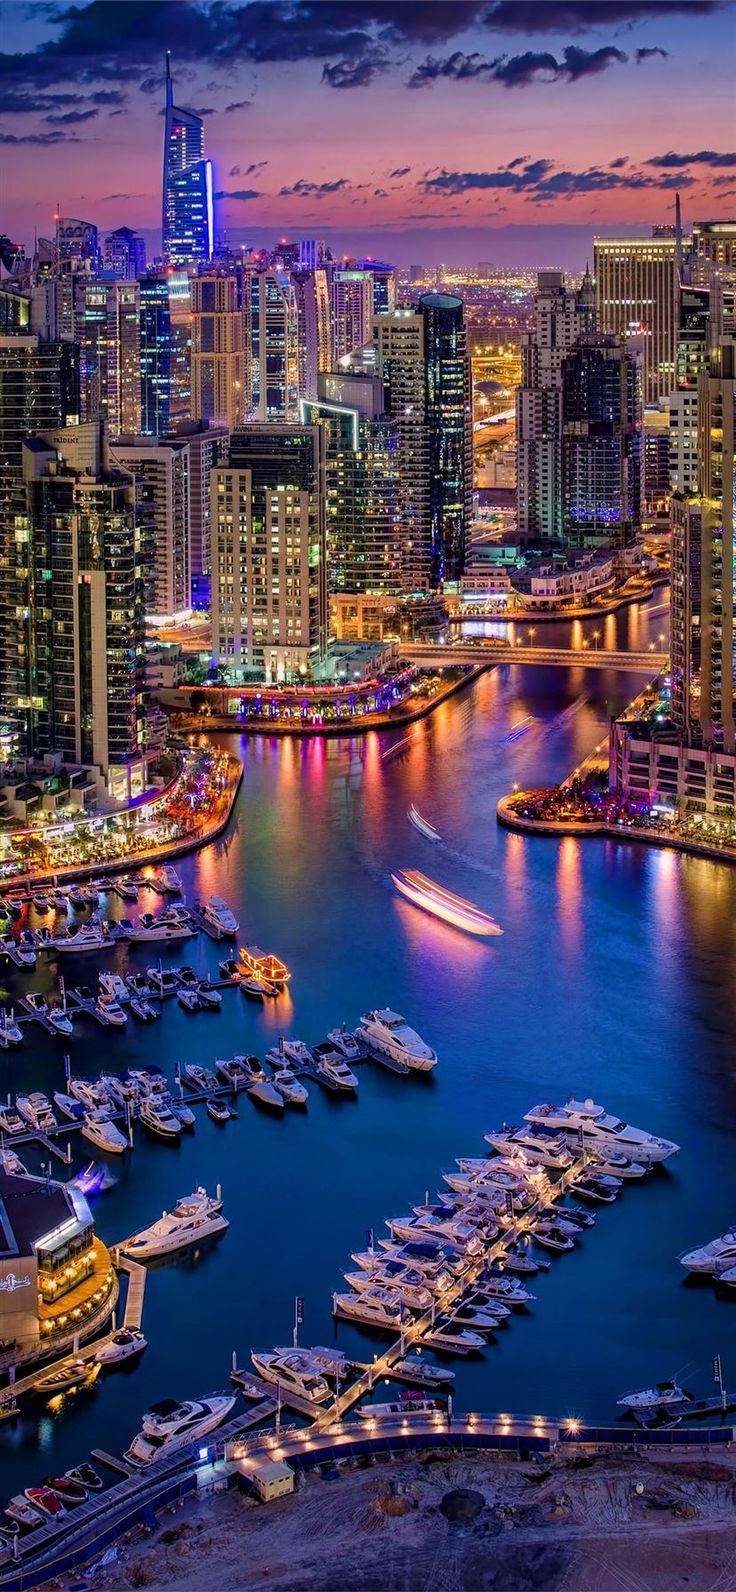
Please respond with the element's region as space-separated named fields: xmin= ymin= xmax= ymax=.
xmin=292 ymin=268 xmax=332 ymax=401
xmin=211 ymin=424 xmax=327 ymax=682
xmin=301 ymin=371 xmax=401 ymax=596
xmin=103 ymin=227 xmax=146 ymax=280
xmin=594 ymin=232 xmax=679 ymax=404
xmin=669 ymin=283 xmax=711 ymax=495
xmin=191 ymin=272 xmax=244 ymax=429
xmin=373 ymin=307 xmax=430 ymax=589
xmin=331 ymin=269 xmax=373 ymax=363
xmin=165 ymin=419 xmax=228 ymax=593
xmin=517 ymin=269 xmax=596 ymax=542
xmin=139 ymin=275 xmax=172 ymax=436
xmin=692 ymin=221 xmax=736 ymax=283
xmin=561 ymin=334 xmax=643 ymax=548
xmin=162 ymin=56 xmax=213 ymax=268
xmin=247 ymin=268 xmax=299 ymax=421
xmin=111 ymin=434 xmax=191 ymax=618
xmin=357 ymin=260 xmax=396 ymax=317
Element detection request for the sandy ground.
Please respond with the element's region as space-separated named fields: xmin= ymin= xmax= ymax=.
xmin=49 ymin=1445 xmax=736 ymax=1592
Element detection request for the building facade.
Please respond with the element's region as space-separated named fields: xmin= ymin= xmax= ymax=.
xmin=561 ymin=334 xmax=643 ymax=547
xmin=301 ymin=370 xmax=401 ymax=597
xmin=517 ymin=269 xmax=596 ymax=543
xmin=112 ymin=434 xmax=191 ymax=619
xmin=594 ymin=233 xmax=679 ymax=404
xmin=161 ymin=56 xmax=213 ymax=268
xmin=191 ymin=272 xmax=245 ymax=429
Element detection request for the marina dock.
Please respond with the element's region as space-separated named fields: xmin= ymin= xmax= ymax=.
xmin=118 ymin=1259 xmax=147 ymax=1331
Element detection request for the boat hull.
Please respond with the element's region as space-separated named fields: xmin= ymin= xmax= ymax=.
xmin=392 ymin=870 xmax=502 ymax=938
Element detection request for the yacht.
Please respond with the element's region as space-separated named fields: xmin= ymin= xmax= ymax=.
xmin=523 ymin=1098 xmax=680 ymax=1163
xmin=218 ymin=1055 xmax=283 ymax=1109
xmin=55 ymin=921 xmax=109 ymax=954
xmin=422 ymin=1322 xmax=485 ymax=1355
xmin=101 ymin=1072 xmax=139 ymax=1107
xmin=311 ymin=1043 xmax=359 ymax=1093
xmin=391 ymin=1357 xmax=455 ymax=1388
xmin=69 ymin=1076 xmax=110 ymax=1111
xmin=146 ymin=966 xmax=178 ymax=996
xmin=53 ymin=1091 xmax=85 ymax=1122
xmin=81 ymin=1111 xmax=128 ymax=1155
xmin=0 ymin=1010 xmax=23 ymax=1049
xmin=0 ymin=1146 xmax=27 ymax=1175
xmin=450 ymin=1298 xmax=508 ymax=1332
xmin=391 ymin=869 xmax=503 ymax=938
xmin=617 ymin=1380 xmax=693 ymax=1412
xmin=126 ymin=972 xmax=156 ymax=999
xmin=483 ymin=1127 xmax=574 ymax=1170
xmin=124 ymin=1394 xmax=236 ymax=1467
xmin=183 ymin=1063 xmax=219 ymax=1093
xmin=47 ymin=1004 xmax=74 ymax=1037
xmin=95 ymin=994 xmax=127 ymax=1028
xmin=96 ymin=1328 xmax=147 ymax=1366
xmin=116 ymin=878 xmax=139 ymax=903
xmin=476 ymin=1274 xmax=534 ymax=1306
xmin=445 ymin=1164 xmax=527 ymax=1194
xmin=159 ymin=866 xmax=183 ymax=894
xmin=238 ymin=945 xmax=290 ymax=991
xmin=356 ymin=1009 xmax=437 ymax=1073
xmin=344 ymin=1270 xmax=433 ymax=1312
xmin=332 ymin=1289 xmax=404 ymax=1330
xmin=121 ymin=1189 xmax=227 ymax=1260
xmin=326 ymin=1025 xmax=364 ymax=1062
xmin=16 ymin=1092 xmax=57 ymax=1132
xmin=269 ymin=1067 xmax=309 ymax=1107
xmin=138 ymin=1098 xmax=182 ymax=1142
xmin=99 ymin=972 xmax=130 ymax=1005
xmin=202 ymin=897 xmax=239 ymax=940
xmin=131 ymin=914 xmax=192 ymax=943
xmin=407 ymin=805 xmax=442 ymax=842
xmin=387 ymin=1212 xmax=483 ymax=1253
xmin=178 ymin=988 xmax=202 ymax=1013
xmin=586 ymin=1150 xmax=647 ymax=1180
xmin=251 ymin=1350 xmax=330 ymax=1404
xmin=359 ymin=1395 xmax=445 ymax=1421
xmin=22 ymin=992 xmax=49 ymax=1021
xmin=679 ymin=1229 xmax=736 ymax=1274
xmin=267 ymin=1038 xmax=312 ymax=1069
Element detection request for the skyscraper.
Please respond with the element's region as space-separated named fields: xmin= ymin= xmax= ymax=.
xmin=373 ymin=307 xmax=430 ymax=589
xmin=357 ymin=260 xmax=396 ymax=317
xmin=191 ymin=272 xmax=244 ymax=428
xmin=162 ymin=55 xmax=213 ymax=268
xmin=301 ymin=370 xmax=401 ymax=597
xmin=292 ymin=267 xmax=332 ymax=401
xmin=594 ymin=232 xmax=679 ymax=404
xmin=112 ymin=434 xmax=191 ymax=619
xmin=104 ymin=227 xmax=146 ymax=280
xmin=669 ymin=282 xmax=711 ymax=495
xmin=211 ymin=424 xmax=327 ymax=682
xmin=561 ymin=334 xmax=643 ymax=548
xmin=247 ymin=267 xmax=299 ymax=421
xmin=517 ymin=270 xmax=596 ymax=543
xmin=139 ymin=274 xmax=172 ymax=436
xmin=421 ymin=292 xmax=473 ymax=586
xmin=331 ymin=268 xmax=373 ymax=363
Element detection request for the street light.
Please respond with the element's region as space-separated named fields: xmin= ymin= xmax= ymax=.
xmin=592 ymin=631 xmax=600 ymax=650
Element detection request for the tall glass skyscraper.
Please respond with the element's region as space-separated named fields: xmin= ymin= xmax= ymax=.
xmin=420 ymin=293 xmax=473 ymax=587
xmin=162 ymin=56 xmax=214 ymax=268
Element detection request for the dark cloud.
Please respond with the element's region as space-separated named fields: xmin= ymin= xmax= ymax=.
xmin=321 ymin=55 xmax=387 ymax=88
xmin=647 ymin=149 xmax=736 ymax=168
xmin=610 ymin=156 xmax=629 ymax=168
xmin=213 ymin=188 xmax=261 ymax=201
xmin=374 ymin=187 xmax=389 ymax=197
xmin=388 ymin=166 xmax=411 ymax=178
xmin=278 ymin=176 xmax=350 ymax=197
xmin=44 ymin=106 xmax=99 ymax=123
xmin=635 ymin=46 xmax=668 ymax=61
xmin=422 ymin=158 xmax=693 ymax=199
xmin=0 ymin=129 xmax=82 ymax=144
xmin=409 ymin=42 xmax=629 ymax=89
xmin=90 ymin=88 xmax=126 ymax=104
xmin=224 ymin=99 xmax=250 ymax=112
xmin=408 ymin=51 xmax=500 ymax=88
xmin=484 ymin=1 xmax=720 ymax=31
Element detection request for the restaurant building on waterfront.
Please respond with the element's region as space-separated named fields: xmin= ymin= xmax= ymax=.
xmin=0 ymin=1170 xmax=116 ymax=1367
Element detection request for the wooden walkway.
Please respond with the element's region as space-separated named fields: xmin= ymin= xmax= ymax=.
xmin=119 ymin=1259 xmax=147 ymax=1330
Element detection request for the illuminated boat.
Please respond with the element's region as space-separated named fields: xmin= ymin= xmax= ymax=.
xmin=408 ymin=805 xmax=441 ymax=842
xmin=238 ymin=944 xmax=291 ymax=990
xmin=391 ymin=870 xmax=503 ymax=938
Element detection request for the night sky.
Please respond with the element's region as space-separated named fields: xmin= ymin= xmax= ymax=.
xmin=1 ymin=0 xmax=735 ymax=266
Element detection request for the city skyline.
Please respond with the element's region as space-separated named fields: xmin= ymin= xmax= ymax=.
xmin=1 ymin=0 xmax=735 ymax=267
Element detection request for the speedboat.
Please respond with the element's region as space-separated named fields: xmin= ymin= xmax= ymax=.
xmin=449 ymin=1300 xmax=506 ymax=1332
xmin=679 ymin=1229 xmax=736 ymax=1274
xmin=267 ymin=1038 xmax=312 ymax=1069
xmin=251 ymin=1350 xmax=331 ymax=1404
xmin=617 ymin=1380 xmax=694 ymax=1412
xmin=0 ymin=1010 xmax=23 ymax=1048
xmin=6 ymin=1495 xmax=45 ymax=1528
xmin=356 ymin=1009 xmax=437 ymax=1073
xmin=476 ymin=1274 xmax=534 ymax=1306
xmin=198 ymin=984 xmax=222 ymax=1011
xmin=391 ymin=1358 xmax=455 ymax=1387
xmin=240 ymin=975 xmax=275 ymax=1000
xmin=94 ymin=1330 xmax=146 ymax=1369
xmin=219 ymin=956 xmax=240 ymax=979
xmin=326 ymin=1025 xmax=363 ymax=1062
xmin=218 ymin=1055 xmax=283 ymax=1110
xmin=95 ymin=994 xmax=127 ymax=1028
xmin=311 ymin=1043 xmax=359 ymax=1093
xmin=16 ymin=1092 xmax=57 ymax=1132
xmin=0 ymin=1103 xmax=24 ymax=1135
xmin=81 ymin=1111 xmax=128 ymax=1155
xmin=503 ymin=1246 xmax=545 ymax=1276
xmin=130 ymin=998 xmax=159 ymax=1022
xmin=332 ymin=1289 xmax=403 ymax=1330
xmin=138 ymin=1098 xmax=181 ymax=1141
xmin=178 ymin=988 xmax=202 ymax=1013
xmin=391 ymin=869 xmax=503 ymax=938
xmin=33 ymin=1359 xmax=100 ymax=1396
xmin=534 ymin=1224 xmax=575 ymax=1252
xmin=207 ymin=1097 xmax=232 ymax=1123
xmin=24 ymin=1487 xmax=65 ymax=1519
xmin=484 ymin=1126 xmax=574 ymax=1170
xmin=408 ymin=805 xmax=441 ymax=842
xmin=65 ymin=1463 xmax=103 ymax=1492
xmin=269 ymin=1067 xmax=309 ymax=1107
xmin=202 ymin=896 xmax=239 ymax=939
xmin=159 ymin=865 xmax=183 ymax=894
xmin=524 ymin=1098 xmax=679 ymax=1163
xmin=422 ymin=1323 xmax=485 ymax=1355
xmin=183 ymin=1063 xmax=218 ymax=1093
xmin=569 ymin=1173 xmax=619 ymax=1204
xmin=124 ymin=1394 xmax=236 ymax=1467
xmin=47 ymin=1004 xmax=74 ymax=1037
xmin=358 ymin=1395 xmax=446 ymax=1420
xmin=53 ymin=1091 xmax=85 ymax=1122
xmin=121 ymin=1189 xmax=227 ymax=1260
xmin=126 ymin=972 xmax=155 ymax=999
xmin=99 ymin=972 xmax=129 ymax=1004
xmin=170 ymin=1095 xmax=196 ymax=1130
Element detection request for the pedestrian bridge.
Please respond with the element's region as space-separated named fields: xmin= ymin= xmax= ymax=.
xmin=401 ymin=643 xmax=668 ymax=673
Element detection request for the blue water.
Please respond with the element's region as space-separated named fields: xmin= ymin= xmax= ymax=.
xmin=0 ymin=607 xmax=734 ymax=1496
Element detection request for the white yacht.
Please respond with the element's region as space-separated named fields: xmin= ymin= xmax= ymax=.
xmin=422 ymin=1323 xmax=485 ymax=1355
xmin=483 ymin=1127 xmax=574 ymax=1170
xmin=311 ymin=1044 xmax=359 ymax=1093
xmin=121 ymin=1188 xmax=227 ymax=1260
xmin=586 ymin=1150 xmax=647 ymax=1180
xmin=53 ymin=1091 xmax=85 ymax=1122
xmin=524 ymin=1098 xmax=679 ymax=1163
xmin=160 ymin=866 xmax=183 ymax=894
xmin=183 ymin=1063 xmax=218 ymax=1093
xmin=130 ymin=914 xmax=192 ymax=943
xmin=392 ymin=1357 xmax=455 ymax=1388
xmin=358 ymin=1396 xmax=445 ymax=1420
xmin=47 ymin=1005 xmax=74 ymax=1037
xmin=81 ymin=1111 xmax=128 ymax=1155
xmin=125 ymin=1394 xmax=236 ymax=1467
xmin=344 ymin=1270 xmax=432 ymax=1312
xmin=332 ymin=1288 xmax=403 ymax=1330
xmin=16 ymin=1092 xmax=57 ymax=1132
xmin=356 ymin=1009 xmax=437 ymax=1073
xmin=0 ymin=1010 xmax=23 ymax=1049
xmin=326 ymin=1026 xmax=363 ymax=1062
xmin=0 ymin=1105 xmax=24 ymax=1135
xmin=69 ymin=1076 xmax=110 ymax=1111
xmin=251 ymin=1350 xmax=330 ymax=1405
xmin=95 ymin=1328 xmax=147 ymax=1366
xmin=95 ymin=994 xmax=127 ymax=1028
xmin=267 ymin=1038 xmax=312 ymax=1069
xmin=617 ymin=1380 xmax=693 ymax=1412
xmin=202 ymin=897 xmax=239 ymax=939
xmin=387 ymin=1213 xmax=483 ymax=1253
xmin=679 ymin=1228 xmax=736 ymax=1274
xmin=268 ymin=1066 xmax=309 ymax=1107
xmin=138 ymin=1098 xmax=182 ymax=1141
xmin=99 ymin=972 xmax=130 ymax=1004
xmin=55 ymin=921 xmax=109 ymax=954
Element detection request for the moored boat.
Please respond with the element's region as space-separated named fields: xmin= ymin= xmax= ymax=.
xmin=95 ymin=1328 xmax=148 ymax=1365
xmin=238 ymin=944 xmax=290 ymax=991
xmin=391 ymin=869 xmax=502 ymax=938
xmin=356 ymin=1008 xmax=437 ymax=1073
xmin=124 ymin=1394 xmax=236 ymax=1467
xmin=202 ymin=896 xmax=239 ymax=939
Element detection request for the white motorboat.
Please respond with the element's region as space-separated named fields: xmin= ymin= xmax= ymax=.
xmin=1 ymin=938 xmax=36 ymax=968
xmin=47 ymin=1005 xmax=74 ymax=1037
xmin=356 ymin=1009 xmax=437 ymax=1073
xmin=387 ymin=1213 xmax=483 ymax=1253
xmin=0 ymin=1104 xmax=25 ymax=1136
xmin=0 ymin=1010 xmax=23 ymax=1048
xmin=476 ymin=1274 xmax=534 ymax=1306
xmin=392 ymin=1358 xmax=455 ymax=1388
xmin=207 ymin=1097 xmax=232 ymax=1123
xmin=16 ymin=1092 xmax=57 ymax=1132
xmin=146 ymin=966 xmax=178 ymax=996
xmin=159 ymin=865 xmax=183 ymax=894
xmin=121 ymin=1188 xmax=227 ymax=1260
xmin=679 ymin=1229 xmax=736 ymax=1274
xmin=269 ymin=1067 xmax=309 ymax=1107
xmin=53 ymin=1091 xmax=85 ymax=1122
xmin=0 ymin=1145 xmax=27 ymax=1175
xmin=130 ymin=914 xmax=192 ymax=943
xmin=524 ymin=1098 xmax=679 ymax=1163
xmin=178 ymin=988 xmax=202 ymax=1013
xmin=422 ymin=1323 xmax=485 ymax=1354
xmin=534 ymin=1224 xmax=575 ymax=1252
xmin=445 ymin=1164 xmax=527 ymax=1194
xmin=217 ymin=1055 xmax=283 ymax=1109
xmin=586 ymin=1150 xmax=647 ymax=1180
xmin=202 ymin=896 xmax=239 ymax=939
xmin=325 ymin=1025 xmax=364 ymax=1062
xmin=138 ymin=1098 xmax=181 ymax=1141
xmin=449 ymin=1301 xmax=506 ymax=1332
xmin=55 ymin=921 xmax=109 ymax=954
xmin=407 ymin=804 xmax=442 ymax=842
xmin=170 ymin=1095 xmax=196 ymax=1130
xmin=197 ymin=985 xmax=222 ymax=1011
xmin=483 ymin=1127 xmax=574 ymax=1170
xmin=95 ymin=994 xmax=127 ymax=1028
xmin=267 ymin=1038 xmax=312 ymax=1069
xmin=96 ymin=1328 xmax=147 ymax=1365
xmin=311 ymin=1044 xmax=359 ymax=1093
xmin=130 ymin=997 xmax=159 ymax=1022
xmin=183 ymin=1063 xmax=218 ymax=1093
xmin=251 ymin=1350 xmax=330 ymax=1404
xmin=125 ymin=1394 xmax=236 ymax=1467
xmin=332 ymin=1288 xmax=403 ymax=1330
xmin=99 ymin=972 xmax=130 ymax=1004
xmin=358 ymin=1395 xmax=446 ymax=1420
xmin=617 ymin=1380 xmax=693 ymax=1412
xmin=22 ymin=994 xmax=50 ymax=1020
xmin=569 ymin=1173 xmax=619 ymax=1204
xmin=69 ymin=1076 xmax=110 ymax=1111
xmin=101 ymin=1072 xmax=139 ymax=1107
xmin=81 ymin=1111 xmax=128 ymax=1155
xmin=344 ymin=1270 xmax=433 ymax=1312
xmin=116 ymin=878 xmax=139 ymax=903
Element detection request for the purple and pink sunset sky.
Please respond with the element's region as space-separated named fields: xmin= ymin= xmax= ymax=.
xmin=1 ymin=0 xmax=735 ymax=267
